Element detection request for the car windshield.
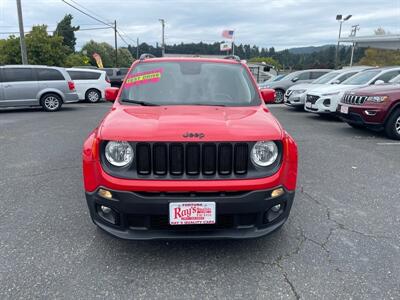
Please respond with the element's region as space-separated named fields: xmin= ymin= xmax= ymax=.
xmin=119 ymin=61 xmax=260 ymax=106
xmin=389 ymin=74 xmax=400 ymax=83
xmin=341 ymin=70 xmax=380 ymax=85
xmin=272 ymin=74 xmax=286 ymax=82
xmin=312 ymin=71 xmax=340 ymax=84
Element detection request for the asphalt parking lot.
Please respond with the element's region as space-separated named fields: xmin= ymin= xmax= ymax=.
xmin=1 ymin=102 xmax=399 ymax=299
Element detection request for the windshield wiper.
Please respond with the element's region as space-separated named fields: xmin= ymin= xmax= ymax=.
xmin=190 ymin=103 xmax=227 ymax=107
xmin=120 ymin=99 xmax=160 ymax=106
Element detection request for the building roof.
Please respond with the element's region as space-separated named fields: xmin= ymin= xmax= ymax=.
xmin=339 ymin=34 xmax=400 ymax=50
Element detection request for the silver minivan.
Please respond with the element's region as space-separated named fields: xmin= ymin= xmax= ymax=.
xmin=0 ymin=65 xmax=79 ymax=112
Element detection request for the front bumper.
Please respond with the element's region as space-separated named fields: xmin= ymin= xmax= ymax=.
xmin=86 ymin=187 xmax=295 ymax=240
xmin=337 ymin=103 xmax=385 ymax=129
xmin=284 ymin=93 xmax=306 ymax=107
xmin=304 ymin=94 xmax=340 ymax=114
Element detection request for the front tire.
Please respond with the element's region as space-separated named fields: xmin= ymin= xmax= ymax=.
xmin=41 ymin=93 xmax=62 ymax=112
xmin=384 ymin=109 xmax=400 ymax=140
xmin=274 ymin=89 xmax=285 ymax=104
xmin=85 ymin=89 xmax=101 ymax=103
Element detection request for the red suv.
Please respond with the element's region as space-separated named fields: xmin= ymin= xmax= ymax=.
xmin=337 ymin=75 xmax=400 ymax=140
xmin=82 ymin=55 xmax=298 ymax=240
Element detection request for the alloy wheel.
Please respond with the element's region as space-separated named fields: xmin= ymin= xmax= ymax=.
xmin=88 ymin=91 xmax=100 ymax=103
xmin=44 ymin=96 xmax=60 ymax=110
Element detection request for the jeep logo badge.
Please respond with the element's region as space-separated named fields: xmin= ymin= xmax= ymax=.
xmin=183 ymin=132 xmax=205 ymax=139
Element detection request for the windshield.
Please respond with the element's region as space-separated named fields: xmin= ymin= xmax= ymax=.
xmin=341 ymin=70 xmax=380 ymax=85
xmin=119 ymin=61 xmax=260 ymax=106
xmin=312 ymin=71 xmax=340 ymax=84
xmin=389 ymin=74 xmax=400 ymax=83
xmin=272 ymin=74 xmax=286 ymax=82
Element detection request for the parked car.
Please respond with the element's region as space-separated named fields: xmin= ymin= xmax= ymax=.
xmin=82 ymin=55 xmax=298 ymax=240
xmin=337 ymin=74 xmax=400 ymax=139
xmin=263 ymin=69 xmax=332 ymax=103
xmin=284 ymin=67 xmax=370 ymax=109
xmin=101 ymin=67 xmax=129 ymax=87
xmin=67 ymin=68 xmax=110 ymax=103
xmin=258 ymin=74 xmax=287 ymax=88
xmin=304 ymin=67 xmax=400 ymax=115
xmin=0 ymin=65 xmax=79 ymax=112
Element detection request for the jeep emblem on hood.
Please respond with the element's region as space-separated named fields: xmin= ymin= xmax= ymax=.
xmin=183 ymin=132 xmax=205 ymax=139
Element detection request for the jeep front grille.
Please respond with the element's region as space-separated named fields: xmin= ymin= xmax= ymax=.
xmin=342 ymin=94 xmax=367 ymax=105
xmin=136 ymin=142 xmax=249 ymax=177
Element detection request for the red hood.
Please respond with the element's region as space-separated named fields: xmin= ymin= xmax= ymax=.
xmin=98 ymin=105 xmax=283 ymax=142
xmin=350 ymin=84 xmax=400 ymax=96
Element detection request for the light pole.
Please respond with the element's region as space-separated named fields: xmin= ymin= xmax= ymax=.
xmin=159 ymin=19 xmax=165 ymax=57
xmin=349 ymin=24 xmax=360 ymax=67
xmin=16 ymin=0 xmax=28 ymax=64
xmin=335 ymin=14 xmax=352 ymax=69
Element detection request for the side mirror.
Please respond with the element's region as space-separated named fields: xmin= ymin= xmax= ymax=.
xmin=374 ymin=80 xmax=385 ymax=85
xmin=105 ymin=87 xmax=119 ymax=102
xmin=291 ymin=77 xmax=299 ymax=82
xmin=331 ymin=79 xmax=340 ymax=84
xmin=260 ymin=88 xmax=276 ymax=104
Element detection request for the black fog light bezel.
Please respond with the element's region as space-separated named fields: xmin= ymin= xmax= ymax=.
xmin=264 ymin=202 xmax=286 ymax=223
xmin=323 ymin=99 xmax=331 ymax=106
xmin=96 ymin=204 xmax=120 ymax=225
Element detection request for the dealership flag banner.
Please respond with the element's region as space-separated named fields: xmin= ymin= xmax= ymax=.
xmin=220 ymin=42 xmax=232 ymax=52
xmin=222 ymin=30 xmax=234 ymax=39
xmin=92 ymin=52 xmax=104 ymax=68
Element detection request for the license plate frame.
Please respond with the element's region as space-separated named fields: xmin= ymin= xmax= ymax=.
xmin=169 ymin=202 xmax=216 ymax=225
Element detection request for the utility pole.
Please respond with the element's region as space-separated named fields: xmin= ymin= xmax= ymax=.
xmin=16 ymin=0 xmax=28 ymax=64
xmin=335 ymin=14 xmax=352 ymax=69
xmin=136 ymin=37 xmax=139 ymax=59
xmin=114 ymin=20 xmax=118 ymax=67
xmin=159 ymin=19 xmax=165 ymax=56
xmin=349 ymin=24 xmax=360 ymax=67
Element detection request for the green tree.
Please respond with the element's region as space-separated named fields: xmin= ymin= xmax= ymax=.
xmin=54 ymin=14 xmax=80 ymax=52
xmin=359 ymin=48 xmax=400 ymax=66
xmin=26 ymin=25 xmax=68 ymax=65
xmin=116 ymin=48 xmax=134 ymax=67
xmin=64 ymin=53 xmax=90 ymax=67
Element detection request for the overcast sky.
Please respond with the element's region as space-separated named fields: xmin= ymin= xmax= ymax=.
xmin=0 ymin=0 xmax=399 ymax=50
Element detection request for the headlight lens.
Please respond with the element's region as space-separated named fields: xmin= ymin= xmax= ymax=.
xmin=366 ymin=96 xmax=388 ymax=103
xmin=105 ymin=141 xmax=134 ymax=167
xmin=293 ymin=89 xmax=306 ymax=94
xmin=251 ymin=141 xmax=279 ymax=167
xmin=322 ymin=91 xmax=340 ymax=96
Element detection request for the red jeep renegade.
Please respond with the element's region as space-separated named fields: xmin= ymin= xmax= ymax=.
xmin=82 ymin=55 xmax=298 ymax=240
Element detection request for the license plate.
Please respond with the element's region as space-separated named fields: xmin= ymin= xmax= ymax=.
xmin=169 ymin=202 xmax=216 ymax=225
xmin=305 ymin=102 xmax=312 ymax=108
xmin=340 ymin=105 xmax=349 ymax=114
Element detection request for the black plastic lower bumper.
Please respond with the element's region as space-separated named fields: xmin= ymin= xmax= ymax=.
xmin=338 ymin=112 xmax=383 ymax=130
xmin=85 ymin=187 xmax=295 ymax=240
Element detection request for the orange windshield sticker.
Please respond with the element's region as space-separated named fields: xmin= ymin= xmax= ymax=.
xmin=124 ymin=68 xmax=163 ymax=87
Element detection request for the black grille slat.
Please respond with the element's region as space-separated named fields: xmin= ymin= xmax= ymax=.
xmin=234 ymin=144 xmax=248 ymax=174
xmin=342 ymin=94 xmax=368 ymax=105
xmin=136 ymin=143 xmax=151 ymax=175
xmin=218 ymin=144 xmax=233 ymax=175
xmin=186 ymin=144 xmax=200 ymax=175
xmin=153 ymin=144 xmax=167 ymax=175
xmin=202 ymin=144 xmax=217 ymax=175
xmin=169 ymin=143 xmax=184 ymax=175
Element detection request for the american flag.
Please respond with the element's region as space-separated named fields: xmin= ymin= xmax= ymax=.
xmin=222 ymin=30 xmax=234 ymax=39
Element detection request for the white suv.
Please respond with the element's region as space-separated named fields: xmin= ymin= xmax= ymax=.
xmin=304 ymin=67 xmax=400 ymax=114
xmin=284 ymin=67 xmax=369 ymax=109
xmin=66 ymin=68 xmax=111 ymax=103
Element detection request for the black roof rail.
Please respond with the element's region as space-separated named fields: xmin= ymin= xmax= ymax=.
xmin=139 ymin=53 xmax=156 ymax=61
xmin=223 ymin=55 xmax=241 ymax=62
